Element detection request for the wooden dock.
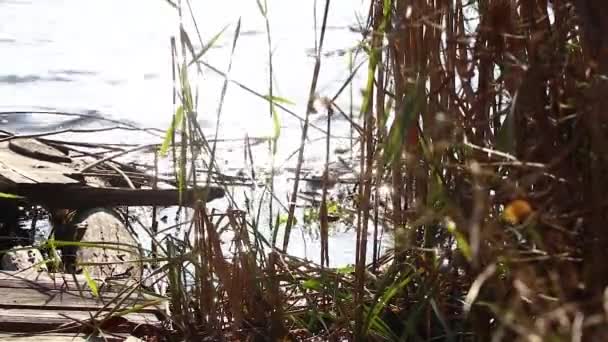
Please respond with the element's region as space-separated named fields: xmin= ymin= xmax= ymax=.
xmin=0 ymin=137 xmax=225 ymax=339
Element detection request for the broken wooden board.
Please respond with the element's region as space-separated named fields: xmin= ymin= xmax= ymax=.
xmin=0 ymin=142 xmax=80 ymax=186
xmin=0 ymin=270 xmax=163 ymax=335
xmin=8 ymin=138 xmax=72 ymax=164
xmin=0 ymin=138 xmax=225 ymax=208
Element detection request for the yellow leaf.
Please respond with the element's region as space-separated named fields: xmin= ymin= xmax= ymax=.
xmin=502 ymin=199 xmax=533 ymax=225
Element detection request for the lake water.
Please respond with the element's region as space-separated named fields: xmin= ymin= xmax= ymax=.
xmin=0 ymin=0 xmax=389 ymax=266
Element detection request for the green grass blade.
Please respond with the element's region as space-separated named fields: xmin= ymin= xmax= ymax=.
xmin=271 ymin=105 xmax=281 ymax=149
xmin=263 ymin=95 xmax=295 ymax=106
xmin=187 ymin=24 xmax=229 ymax=67
xmin=83 ymin=267 xmax=99 ymax=298
xmin=383 ymin=79 xmax=422 ymax=166
xmin=178 ymin=114 xmax=187 ymax=203
xmin=364 ymin=271 xmax=416 ymax=336
xmin=255 ymin=0 xmax=268 ymax=16
xmin=179 ymin=63 xmax=193 ymax=112
xmin=445 ymin=217 xmax=472 ymax=262
xmin=0 ymin=192 xmax=23 ymax=199
xmin=160 ymin=105 xmax=184 ymax=157
xmin=302 ymin=278 xmax=322 ymax=291
xmin=364 ymin=305 xmax=400 ymax=341
xmin=495 ymin=96 xmax=516 ymax=154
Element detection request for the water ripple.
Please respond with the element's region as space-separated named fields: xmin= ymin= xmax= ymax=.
xmin=0 ymin=74 xmax=73 ymax=84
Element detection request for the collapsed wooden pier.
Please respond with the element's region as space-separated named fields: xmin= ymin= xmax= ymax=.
xmin=0 ymin=137 xmax=224 ymax=340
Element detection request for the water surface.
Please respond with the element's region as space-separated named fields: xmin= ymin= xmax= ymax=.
xmin=0 ymin=0 xmax=389 ymax=266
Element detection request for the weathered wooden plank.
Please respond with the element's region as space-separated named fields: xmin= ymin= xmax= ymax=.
xmin=0 ymin=142 xmax=80 ymax=185
xmin=8 ymin=139 xmax=72 ymax=163
xmin=0 ymin=271 xmax=136 ymax=291
xmin=0 ymin=270 xmax=91 ymax=291
xmin=0 ymin=274 xmax=143 ymax=298
xmin=0 ymin=333 xmax=134 ymax=341
xmin=0 ymin=334 xmax=88 ymax=341
xmin=0 ymin=271 xmax=162 ymax=336
xmin=16 ymin=185 xmax=225 ymax=208
xmin=0 ymin=270 xmax=141 ymax=292
xmin=0 ymin=287 xmax=161 ymax=313
xmin=0 ymin=161 xmax=35 ymax=185
xmin=0 ymin=308 xmax=159 ymax=329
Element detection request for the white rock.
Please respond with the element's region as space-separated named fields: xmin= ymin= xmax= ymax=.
xmin=1 ymin=245 xmax=47 ymax=271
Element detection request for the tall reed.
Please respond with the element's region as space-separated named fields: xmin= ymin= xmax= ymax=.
xmin=51 ymin=0 xmax=608 ymax=340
